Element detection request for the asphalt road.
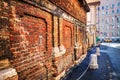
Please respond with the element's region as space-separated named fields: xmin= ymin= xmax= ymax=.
xmin=101 ymin=43 xmax=120 ymax=79
xmin=63 ymin=43 xmax=120 ymax=80
xmin=80 ymin=43 xmax=120 ymax=80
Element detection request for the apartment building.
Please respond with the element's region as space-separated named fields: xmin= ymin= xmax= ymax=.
xmin=96 ymin=0 xmax=120 ymax=42
xmin=86 ymin=0 xmax=100 ymax=46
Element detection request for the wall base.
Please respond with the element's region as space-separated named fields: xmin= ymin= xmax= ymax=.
xmin=53 ymin=70 xmax=65 ymax=80
xmin=0 ymin=68 xmax=18 ymax=80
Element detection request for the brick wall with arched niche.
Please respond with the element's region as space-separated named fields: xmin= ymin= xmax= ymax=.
xmin=9 ymin=1 xmax=53 ymax=80
xmin=62 ymin=19 xmax=74 ymax=69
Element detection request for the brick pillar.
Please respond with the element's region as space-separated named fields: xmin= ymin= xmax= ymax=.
xmin=59 ymin=17 xmax=63 ymax=46
xmin=52 ymin=16 xmax=66 ymax=57
xmin=52 ymin=16 xmax=66 ymax=80
xmin=53 ymin=16 xmax=59 ymax=47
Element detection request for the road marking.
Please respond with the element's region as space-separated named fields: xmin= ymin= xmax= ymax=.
xmin=76 ymin=63 xmax=90 ymax=80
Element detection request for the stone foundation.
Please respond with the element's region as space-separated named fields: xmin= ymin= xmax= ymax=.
xmin=0 ymin=68 xmax=18 ymax=80
xmin=53 ymin=70 xmax=65 ymax=80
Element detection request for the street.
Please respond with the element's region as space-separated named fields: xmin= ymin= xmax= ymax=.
xmin=101 ymin=43 xmax=120 ymax=79
xmin=63 ymin=43 xmax=120 ymax=80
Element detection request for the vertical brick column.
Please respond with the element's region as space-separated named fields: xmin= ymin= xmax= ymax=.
xmin=52 ymin=16 xmax=60 ymax=57
xmin=53 ymin=16 xmax=59 ymax=47
xmin=0 ymin=0 xmax=12 ymax=60
xmin=52 ymin=16 xmax=66 ymax=80
xmin=59 ymin=17 xmax=63 ymax=46
xmin=0 ymin=1 xmax=18 ymax=80
xmin=74 ymin=25 xmax=85 ymax=64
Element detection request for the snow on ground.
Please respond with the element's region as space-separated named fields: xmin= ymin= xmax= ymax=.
xmin=101 ymin=43 xmax=120 ymax=49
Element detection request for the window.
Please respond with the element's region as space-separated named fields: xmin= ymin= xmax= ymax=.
xmin=117 ymin=9 xmax=120 ymax=13
xmin=102 ymin=19 xmax=104 ymax=23
xmin=117 ymin=25 xmax=120 ymax=29
xmin=106 ymin=33 xmax=107 ymax=36
xmin=112 ymin=17 xmax=114 ymax=22
xmin=112 ymin=32 xmax=114 ymax=36
xmin=117 ymin=32 xmax=120 ymax=36
xmin=98 ymin=7 xmax=100 ymax=10
xmin=112 ymin=25 xmax=115 ymax=29
xmin=118 ymin=2 xmax=120 ymax=7
xmin=111 ymin=4 xmax=115 ymax=8
xmin=102 ymin=32 xmax=105 ymax=36
xmin=117 ymin=17 xmax=120 ymax=23
xmin=102 ymin=6 xmax=104 ymax=10
xmin=106 ymin=11 xmax=109 ymax=15
xmin=104 ymin=32 xmax=107 ymax=36
xmin=112 ymin=10 xmax=114 ymax=14
xmin=102 ymin=12 xmax=104 ymax=16
xmin=106 ymin=18 xmax=109 ymax=24
xmin=106 ymin=5 xmax=108 ymax=10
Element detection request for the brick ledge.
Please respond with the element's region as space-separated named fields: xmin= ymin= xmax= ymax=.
xmin=53 ymin=45 xmax=66 ymax=58
xmin=0 ymin=68 xmax=17 ymax=80
xmin=53 ymin=70 xmax=65 ymax=80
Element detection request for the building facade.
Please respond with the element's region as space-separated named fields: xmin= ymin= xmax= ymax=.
xmin=96 ymin=0 xmax=120 ymax=42
xmin=86 ymin=0 xmax=100 ymax=47
xmin=0 ymin=0 xmax=89 ymax=80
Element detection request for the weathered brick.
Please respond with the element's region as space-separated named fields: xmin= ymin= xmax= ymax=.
xmin=0 ymin=0 xmax=88 ymax=80
xmin=7 ymin=1 xmax=53 ymax=80
xmin=62 ymin=19 xmax=74 ymax=51
xmin=49 ymin=0 xmax=87 ymax=24
xmin=5 ymin=75 xmax=18 ymax=80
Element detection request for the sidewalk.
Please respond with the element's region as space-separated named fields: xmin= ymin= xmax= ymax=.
xmin=62 ymin=46 xmax=118 ymax=80
xmin=80 ymin=51 xmax=116 ymax=80
xmin=62 ymin=47 xmax=96 ymax=80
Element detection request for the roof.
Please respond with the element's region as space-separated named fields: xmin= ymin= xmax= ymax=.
xmin=79 ymin=0 xmax=90 ymax=12
xmin=86 ymin=0 xmax=100 ymax=5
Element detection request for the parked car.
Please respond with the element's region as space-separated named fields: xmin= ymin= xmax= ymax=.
xmin=104 ymin=38 xmax=112 ymax=42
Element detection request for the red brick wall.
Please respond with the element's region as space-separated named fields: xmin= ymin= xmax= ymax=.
xmin=52 ymin=19 xmax=75 ymax=77
xmin=0 ymin=0 xmax=88 ymax=80
xmin=49 ymin=0 xmax=87 ymax=24
xmin=8 ymin=1 xmax=53 ymax=80
xmin=0 ymin=1 xmax=12 ymax=60
xmin=73 ymin=25 xmax=84 ymax=60
xmin=5 ymin=75 xmax=18 ymax=80
xmin=62 ymin=19 xmax=74 ymax=69
xmin=77 ymin=27 xmax=84 ymax=58
xmin=62 ymin=20 xmax=74 ymax=52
